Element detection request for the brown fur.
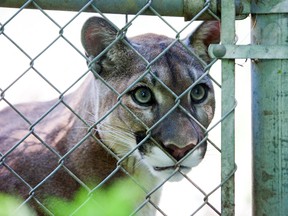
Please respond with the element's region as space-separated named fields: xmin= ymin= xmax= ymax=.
xmin=0 ymin=17 xmax=220 ymax=215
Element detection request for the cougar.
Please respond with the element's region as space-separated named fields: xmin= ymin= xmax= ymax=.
xmin=0 ymin=17 xmax=220 ymax=215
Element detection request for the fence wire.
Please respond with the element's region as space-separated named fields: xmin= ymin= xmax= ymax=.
xmin=0 ymin=1 xmax=236 ymax=215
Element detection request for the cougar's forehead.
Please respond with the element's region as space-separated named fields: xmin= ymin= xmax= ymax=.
xmin=130 ymin=34 xmax=211 ymax=93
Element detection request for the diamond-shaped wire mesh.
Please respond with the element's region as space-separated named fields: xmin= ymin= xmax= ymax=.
xmin=0 ymin=1 xmax=236 ymax=215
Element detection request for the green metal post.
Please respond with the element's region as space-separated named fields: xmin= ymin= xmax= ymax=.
xmin=221 ymin=0 xmax=236 ymax=215
xmin=251 ymin=1 xmax=288 ymax=215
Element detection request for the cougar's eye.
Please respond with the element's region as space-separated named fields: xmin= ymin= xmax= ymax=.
xmin=190 ymin=84 xmax=208 ymax=104
xmin=132 ymin=87 xmax=154 ymax=106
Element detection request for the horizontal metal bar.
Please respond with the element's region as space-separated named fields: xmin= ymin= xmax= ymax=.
xmin=0 ymin=0 xmax=205 ymax=19
xmin=209 ymin=44 xmax=288 ymax=59
xmin=0 ymin=0 xmax=247 ymax=20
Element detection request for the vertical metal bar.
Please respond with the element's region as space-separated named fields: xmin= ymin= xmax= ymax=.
xmin=221 ymin=0 xmax=236 ymax=215
xmin=251 ymin=3 xmax=288 ymax=215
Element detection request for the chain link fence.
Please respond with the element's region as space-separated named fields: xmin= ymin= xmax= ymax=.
xmin=0 ymin=1 xmax=244 ymax=215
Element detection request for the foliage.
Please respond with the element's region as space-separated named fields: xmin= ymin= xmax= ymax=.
xmin=0 ymin=179 xmax=142 ymax=216
xmin=47 ymin=180 xmax=141 ymax=216
xmin=0 ymin=194 xmax=36 ymax=216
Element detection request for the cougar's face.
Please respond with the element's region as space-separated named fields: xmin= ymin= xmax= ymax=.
xmin=81 ymin=17 xmax=219 ymax=181
xmin=95 ymin=40 xmax=215 ymax=181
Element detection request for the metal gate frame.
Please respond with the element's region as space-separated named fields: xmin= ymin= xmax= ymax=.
xmin=208 ymin=0 xmax=288 ymax=215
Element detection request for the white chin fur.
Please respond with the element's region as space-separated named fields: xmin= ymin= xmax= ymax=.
xmin=143 ymin=146 xmax=203 ymax=182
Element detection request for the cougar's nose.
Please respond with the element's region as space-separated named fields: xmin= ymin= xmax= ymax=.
xmin=165 ymin=144 xmax=196 ymax=161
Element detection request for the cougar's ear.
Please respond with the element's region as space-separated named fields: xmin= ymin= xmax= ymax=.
xmin=183 ymin=21 xmax=220 ymax=63
xmin=81 ymin=16 xmax=119 ymax=58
